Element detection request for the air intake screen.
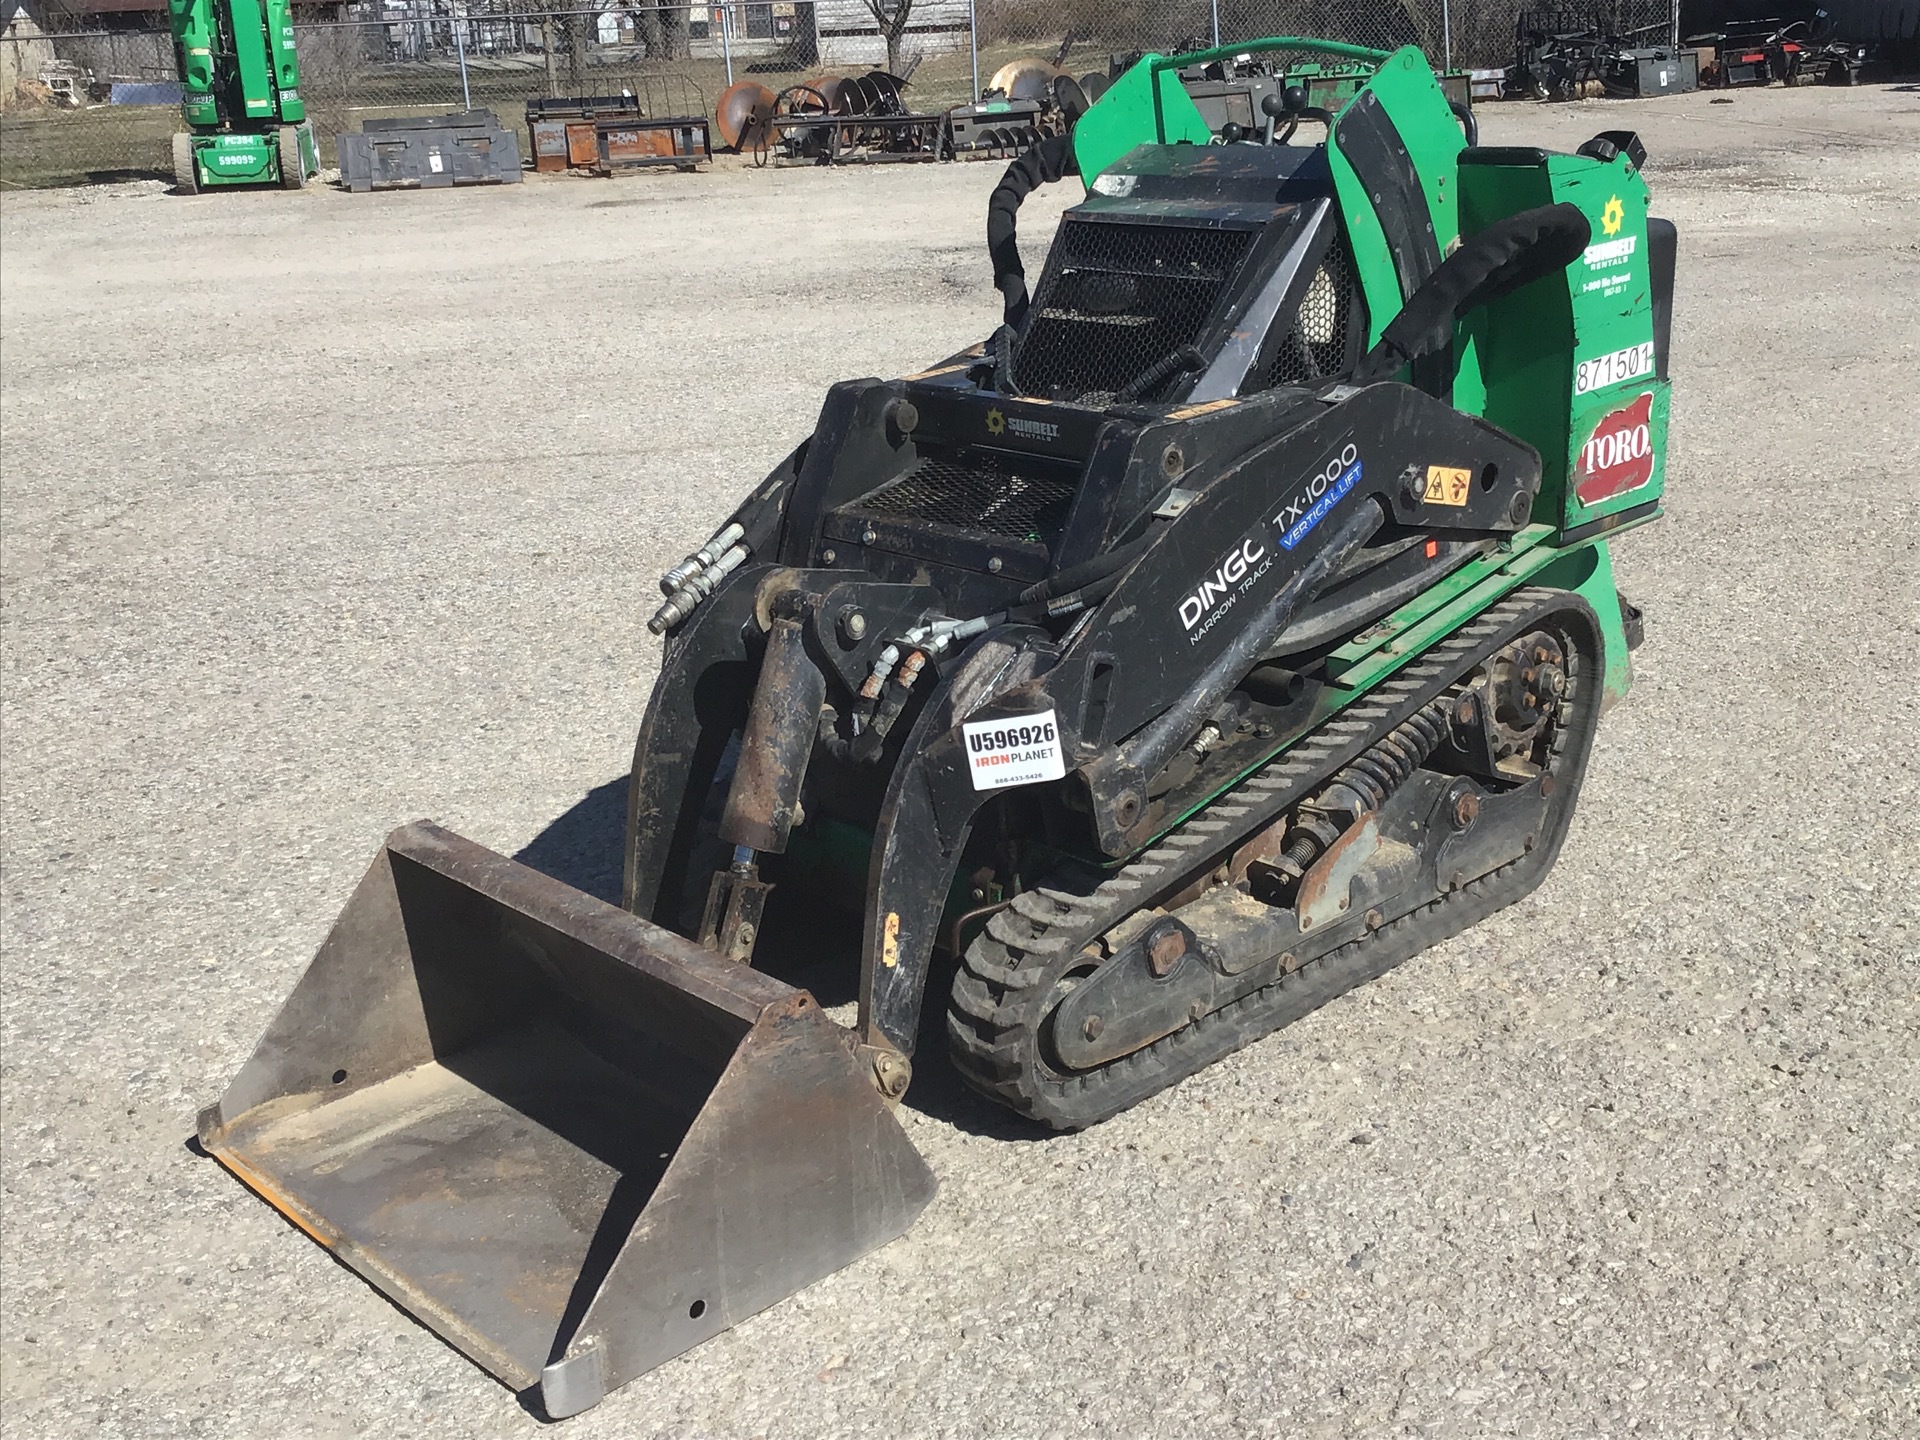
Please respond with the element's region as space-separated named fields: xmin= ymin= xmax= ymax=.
xmin=1012 ymin=219 xmax=1254 ymax=404
xmin=1265 ymin=237 xmax=1355 ymax=390
xmin=846 ymin=453 xmax=1077 ymax=544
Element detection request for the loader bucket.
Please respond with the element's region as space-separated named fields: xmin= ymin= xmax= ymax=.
xmin=198 ymin=822 xmax=936 ymax=1418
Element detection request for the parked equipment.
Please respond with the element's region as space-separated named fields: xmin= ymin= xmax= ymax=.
xmin=1180 ymin=47 xmax=1471 ymax=137
xmin=203 ymin=37 xmax=1675 ymax=1417
xmin=166 ymin=0 xmax=316 ymax=192
xmin=748 ymin=71 xmax=946 ymax=165
xmin=1509 ymin=6 xmax=1690 ymax=98
xmin=1602 ymin=46 xmax=1701 ymax=93
xmin=529 ymin=82 xmax=710 ymax=174
xmin=338 ymin=111 xmax=522 ymax=192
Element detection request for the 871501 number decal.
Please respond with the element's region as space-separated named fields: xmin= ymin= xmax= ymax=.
xmin=962 ymin=710 xmax=1066 ymax=791
xmin=1574 ymin=341 xmax=1655 ymax=396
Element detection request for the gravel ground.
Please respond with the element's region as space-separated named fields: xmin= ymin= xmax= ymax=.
xmin=3 ymin=85 xmax=1917 ymax=1440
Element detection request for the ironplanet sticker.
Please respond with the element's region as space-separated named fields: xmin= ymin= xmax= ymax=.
xmin=963 ymin=710 xmax=1066 ymax=791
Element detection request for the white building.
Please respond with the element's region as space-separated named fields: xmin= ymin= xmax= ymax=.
xmin=813 ymin=0 xmax=969 ymax=68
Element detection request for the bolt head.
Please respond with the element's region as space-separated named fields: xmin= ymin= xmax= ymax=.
xmin=1083 ymin=1014 xmax=1105 ymax=1041
xmin=1148 ymin=926 xmax=1187 ymax=977
xmin=987 ymin=556 xmax=1003 ymax=574
xmin=861 ymin=528 xmax=877 ymax=545
xmin=821 ymin=548 xmax=837 ymax=565
xmin=840 ymin=608 xmax=868 ymax=642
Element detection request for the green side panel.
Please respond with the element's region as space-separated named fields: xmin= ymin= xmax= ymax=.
xmin=1533 ymin=540 xmax=1633 ymax=707
xmin=1326 ymin=46 xmax=1466 ymax=348
xmin=167 ymin=0 xmax=219 ymax=129
xmin=227 ymin=0 xmax=276 ymax=121
xmin=1458 ymin=150 xmax=1668 ymax=534
xmin=260 ymin=0 xmax=302 ymax=122
xmin=1071 ymin=55 xmax=1213 ymax=188
xmin=193 ymin=132 xmax=276 ymax=185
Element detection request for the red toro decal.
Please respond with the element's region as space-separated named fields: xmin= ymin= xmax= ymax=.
xmin=1575 ymin=392 xmax=1655 ymax=505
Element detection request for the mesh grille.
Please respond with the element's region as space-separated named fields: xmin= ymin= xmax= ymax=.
xmin=1012 ymin=219 xmax=1255 ymax=404
xmin=1265 ymin=238 xmax=1355 ymax=390
xmin=846 ymin=454 xmax=1077 ymax=543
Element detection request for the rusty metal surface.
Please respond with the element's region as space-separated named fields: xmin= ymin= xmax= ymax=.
xmin=200 ymin=823 xmax=935 ymax=1417
xmin=529 ymin=118 xmax=572 ymax=172
xmin=566 ymin=121 xmax=597 ymax=168
xmin=1294 ymin=813 xmax=1381 ymax=933
xmin=719 ymin=616 xmax=824 ymax=854
xmin=595 ymin=117 xmax=710 ymax=172
xmin=715 ymin=80 xmax=776 ymax=151
xmin=987 ymin=58 xmax=1064 ymax=102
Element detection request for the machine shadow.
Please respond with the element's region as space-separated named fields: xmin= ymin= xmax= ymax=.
xmin=512 ymin=778 xmax=629 ymax=906
xmin=513 ymin=778 xmax=1046 ymax=1142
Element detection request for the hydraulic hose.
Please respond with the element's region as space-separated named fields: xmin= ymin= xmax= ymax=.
xmin=987 ymin=131 xmax=1079 ymax=330
xmin=1015 ymin=531 xmax=1154 ymax=608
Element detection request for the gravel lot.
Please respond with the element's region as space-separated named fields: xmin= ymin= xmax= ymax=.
xmin=4 ymin=85 xmax=1917 ymax=1440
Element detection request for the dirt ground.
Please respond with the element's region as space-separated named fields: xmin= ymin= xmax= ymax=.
xmin=3 ymin=84 xmax=1916 ymax=1439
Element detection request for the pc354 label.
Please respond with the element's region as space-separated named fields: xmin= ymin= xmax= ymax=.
xmin=963 ymin=710 xmax=1066 ymax=791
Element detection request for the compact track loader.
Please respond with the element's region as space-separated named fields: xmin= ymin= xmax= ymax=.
xmin=201 ymin=39 xmax=1674 ymax=1416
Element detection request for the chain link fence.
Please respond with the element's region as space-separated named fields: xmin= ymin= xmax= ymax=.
xmin=1 ymin=0 xmax=1676 ymax=189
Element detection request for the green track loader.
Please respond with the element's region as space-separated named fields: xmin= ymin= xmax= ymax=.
xmin=166 ymin=0 xmax=317 ymax=192
xmin=200 ymin=40 xmax=1674 ymax=1416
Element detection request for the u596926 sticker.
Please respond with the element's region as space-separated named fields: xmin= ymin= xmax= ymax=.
xmin=963 ymin=710 xmax=1066 ymax=791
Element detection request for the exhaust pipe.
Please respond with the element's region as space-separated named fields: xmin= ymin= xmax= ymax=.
xmin=198 ymin=822 xmax=934 ymax=1417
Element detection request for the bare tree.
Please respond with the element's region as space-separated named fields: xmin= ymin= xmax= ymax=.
xmin=564 ymin=10 xmax=590 ymax=88
xmin=658 ymin=4 xmax=689 ymax=59
xmin=863 ymin=0 xmax=912 ymax=75
xmin=631 ymin=3 xmax=663 ymax=57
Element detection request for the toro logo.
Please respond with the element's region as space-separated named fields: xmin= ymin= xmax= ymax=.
xmin=1178 ymin=536 xmax=1267 ymax=632
xmin=1575 ymin=392 xmax=1655 ymax=505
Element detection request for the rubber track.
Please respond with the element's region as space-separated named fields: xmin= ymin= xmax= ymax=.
xmin=946 ymin=586 xmax=1600 ymax=1130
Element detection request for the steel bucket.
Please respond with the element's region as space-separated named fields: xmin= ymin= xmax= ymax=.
xmin=199 ymin=822 xmax=935 ymax=1417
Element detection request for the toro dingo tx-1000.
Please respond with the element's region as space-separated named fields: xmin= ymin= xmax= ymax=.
xmin=200 ymin=39 xmax=1673 ymax=1416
